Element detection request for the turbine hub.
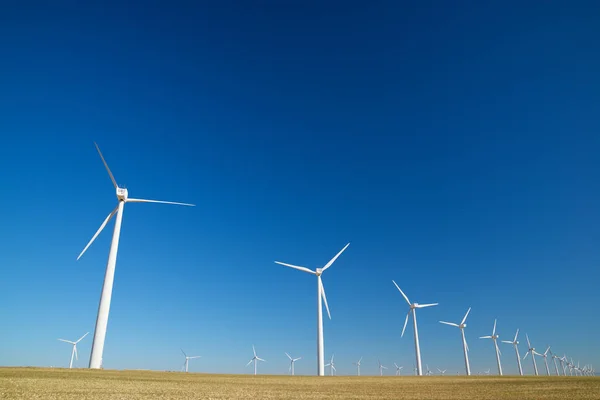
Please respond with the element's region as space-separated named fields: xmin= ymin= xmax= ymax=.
xmin=116 ymin=187 xmax=128 ymax=201
xmin=461 ymin=324 xmax=466 ymax=328
xmin=315 ymin=268 xmax=322 ymax=276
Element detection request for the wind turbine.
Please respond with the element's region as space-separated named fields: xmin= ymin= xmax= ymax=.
xmin=394 ymin=363 xmax=403 ymax=376
xmin=78 ymin=143 xmax=194 ymax=369
xmin=285 ymin=353 xmax=301 ymax=376
xmin=378 ymin=360 xmax=388 ymax=376
xmin=180 ymin=349 xmax=201 ymax=373
xmin=559 ymin=355 xmax=568 ymax=375
xmin=523 ymin=334 xmax=541 ymax=376
xmin=275 ymin=243 xmax=350 ymax=376
xmin=353 ymin=357 xmax=363 ymax=376
xmin=439 ymin=307 xmax=471 ymax=375
xmin=57 ymin=332 xmax=89 ymax=369
xmin=437 ymin=368 xmax=447 ymax=376
xmin=479 ymin=319 xmax=503 ymax=375
xmin=425 ymin=364 xmax=433 ymax=376
xmin=501 ymin=328 xmax=523 ymax=376
xmin=246 ymin=345 xmax=266 ymax=375
xmin=325 ymin=354 xmax=336 ymax=376
xmin=392 ymin=280 xmax=438 ymax=376
xmin=539 ymin=346 xmax=552 ymax=376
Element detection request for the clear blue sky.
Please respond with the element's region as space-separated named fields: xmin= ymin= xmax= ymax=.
xmin=0 ymin=1 xmax=598 ymax=375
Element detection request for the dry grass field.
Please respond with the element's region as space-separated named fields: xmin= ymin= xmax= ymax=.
xmin=1 ymin=368 xmax=599 ymax=400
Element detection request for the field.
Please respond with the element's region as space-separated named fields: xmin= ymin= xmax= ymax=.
xmin=1 ymin=368 xmax=599 ymax=400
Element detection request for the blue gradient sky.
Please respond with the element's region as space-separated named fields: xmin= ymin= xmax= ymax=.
xmin=1 ymin=1 xmax=599 ymax=375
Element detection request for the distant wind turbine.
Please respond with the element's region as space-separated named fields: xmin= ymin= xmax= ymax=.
xmin=77 ymin=143 xmax=194 ymax=369
xmin=523 ymin=334 xmax=541 ymax=376
xmin=285 ymin=353 xmax=301 ymax=376
xmin=550 ymin=352 xmax=561 ymax=376
xmin=325 ymin=354 xmax=336 ymax=376
xmin=57 ymin=332 xmax=89 ymax=369
xmin=378 ymin=360 xmax=388 ymax=376
xmin=180 ymin=349 xmax=201 ymax=373
xmin=439 ymin=307 xmax=471 ymax=375
xmin=246 ymin=345 xmax=266 ymax=375
xmin=353 ymin=357 xmax=363 ymax=376
xmin=501 ymin=328 xmax=523 ymax=376
xmin=394 ymin=363 xmax=403 ymax=376
xmin=479 ymin=319 xmax=503 ymax=375
xmin=437 ymin=368 xmax=447 ymax=375
xmin=275 ymin=243 xmax=350 ymax=376
xmin=539 ymin=346 xmax=552 ymax=376
xmin=392 ymin=280 xmax=438 ymax=376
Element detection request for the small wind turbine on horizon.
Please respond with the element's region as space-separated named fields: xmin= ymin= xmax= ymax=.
xmin=539 ymin=346 xmax=552 ymax=376
xmin=479 ymin=319 xmax=503 ymax=376
xmin=501 ymin=328 xmax=523 ymax=376
xmin=394 ymin=363 xmax=403 ymax=376
xmin=325 ymin=354 xmax=336 ymax=376
xmin=523 ymin=334 xmax=541 ymax=376
xmin=77 ymin=143 xmax=194 ymax=369
xmin=392 ymin=280 xmax=438 ymax=376
xmin=275 ymin=243 xmax=350 ymax=376
xmin=285 ymin=353 xmax=301 ymax=376
xmin=57 ymin=332 xmax=89 ymax=369
xmin=378 ymin=360 xmax=387 ymax=376
xmin=180 ymin=349 xmax=201 ymax=373
xmin=246 ymin=345 xmax=266 ymax=376
xmin=353 ymin=357 xmax=363 ymax=376
xmin=437 ymin=368 xmax=447 ymax=376
xmin=439 ymin=307 xmax=471 ymax=375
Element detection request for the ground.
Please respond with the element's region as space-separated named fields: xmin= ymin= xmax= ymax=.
xmin=1 ymin=368 xmax=599 ymax=399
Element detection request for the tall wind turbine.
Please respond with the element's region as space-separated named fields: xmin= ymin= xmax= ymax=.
xmin=378 ymin=360 xmax=388 ymax=376
xmin=539 ymin=346 xmax=552 ymax=376
xmin=523 ymin=334 xmax=541 ymax=376
xmin=439 ymin=307 xmax=471 ymax=375
xmin=325 ymin=354 xmax=336 ymax=376
xmin=246 ymin=345 xmax=266 ymax=375
xmin=550 ymin=352 xmax=561 ymax=376
xmin=479 ymin=319 xmax=503 ymax=375
xmin=57 ymin=332 xmax=89 ymax=369
xmin=392 ymin=280 xmax=438 ymax=376
xmin=353 ymin=357 xmax=363 ymax=376
xmin=560 ymin=355 xmax=568 ymax=375
xmin=78 ymin=143 xmax=194 ymax=369
xmin=501 ymin=328 xmax=523 ymax=376
xmin=394 ymin=363 xmax=403 ymax=376
xmin=181 ymin=349 xmax=201 ymax=373
xmin=285 ymin=353 xmax=301 ymax=376
xmin=275 ymin=243 xmax=350 ymax=376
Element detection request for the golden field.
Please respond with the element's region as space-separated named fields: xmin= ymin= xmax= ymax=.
xmin=1 ymin=368 xmax=599 ymax=400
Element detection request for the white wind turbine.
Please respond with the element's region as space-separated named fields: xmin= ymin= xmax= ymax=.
xmin=550 ymin=352 xmax=561 ymax=376
xmin=539 ymin=346 xmax=552 ymax=376
xmin=437 ymin=368 xmax=447 ymax=375
xmin=57 ymin=332 xmax=89 ymax=369
xmin=394 ymin=363 xmax=403 ymax=376
xmin=181 ymin=349 xmax=201 ymax=373
xmin=353 ymin=357 xmax=363 ymax=376
xmin=439 ymin=307 xmax=471 ymax=375
xmin=479 ymin=319 xmax=503 ymax=375
xmin=77 ymin=143 xmax=194 ymax=369
xmin=501 ymin=328 xmax=523 ymax=376
xmin=523 ymin=334 xmax=541 ymax=376
xmin=560 ymin=355 xmax=568 ymax=375
xmin=285 ymin=353 xmax=301 ymax=376
xmin=325 ymin=354 xmax=336 ymax=376
xmin=392 ymin=280 xmax=438 ymax=376
xmin=246 ymin=345 xmax=266 ymax=375
xmin=378 ymin=360 xmax=388 ymax=376
xmin=275 ymin=243 xmax=350 ymax=376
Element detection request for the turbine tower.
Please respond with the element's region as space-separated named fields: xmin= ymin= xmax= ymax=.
xmin=523 ymin=334 xmax=541 ymax=376
xmin=378 ymin=360 xmax=388 ymax=376
xmin=353 ymin=357 xmax=363 ymax=376
xmin=246 ymin=345 xmax=266 ymax=375
xmin=439 ymin=307 xmax=471 ymax=375
xmin=394 ymin=363 xmax=403 ymax=376
xmin=392 ymin=280 xmax=438 ymax=376
xmin=325 ymin=354 xmax=336 ymax=376
xmin=275 ymin=243 xmax=350 ymax=376
xmin=181 ymin=349 xmax=201 ymax=373
xmin=285 ymin=353 xmax=301 ymax=376
xmin=501 ymin=329 xmax=523 ymax=376
xmin=78 ymin=143 xmax=194 ymax=369
xmin=57 ymin=332 xmax=89 ymax=369
xmin=479 ymin=319 xmax=503 ymax=375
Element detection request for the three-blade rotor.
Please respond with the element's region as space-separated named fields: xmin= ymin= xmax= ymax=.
xmin=392 ymin=280 xmax=438 ymax=337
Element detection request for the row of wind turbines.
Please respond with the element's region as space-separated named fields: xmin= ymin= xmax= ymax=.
xmin=67 ymin=143 xmax=594 ymax=377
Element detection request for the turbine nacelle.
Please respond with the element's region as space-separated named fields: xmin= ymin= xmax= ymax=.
xmin=116 ymin=187 xmax=128 ymax=201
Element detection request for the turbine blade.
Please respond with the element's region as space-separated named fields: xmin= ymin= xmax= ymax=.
xmin=253 ymin=345 xmax=256 ymax=357
xmin=461 ymin=307 xmax=472 ymax=325
xmin=417 ymin=303 xmax=438 ymax=308
xmin=526 ymin=334 xmax=531 ymax=348
xmin=492 ymin=319 xmax=497 ymax=336
xmin=94 ymin=142 xmax=118 ymax=189
xmin=523 ymin=351 xmax=530 ymax=360
xmin=321 ymin=243 xmax=350 ymax=272
xmin=285 ymin=352 xmax=292 ymax=360
xmin=274 ymin=261 xmax=316 ymax=275
xmin=395 ymin=363 xmax=399 ymax=368
xmin=189 ymin=356 xmax=201 ymax=359
xmin=439 ymin=321 xmax=459 ymax=327
xmin=257 ymin=357 xmax=266 ymax=362
xmin=501 ymin=341 xmax=513 ymax=344
xmin=75 ymin=332 xmax=89 ymax=343
xmin=320 ymin=278 xmax=331 ymax=320
xmin=126 ymin=198 xmax=195 ymax=207
xmin=544 ymin=346 xmax=551 ymax=356
xmin=401 ymin=310 xmax=410 ymax=338
xmin=77 ymin=205 xmax=118 ymax=260
xmin=514 ymin=328 xmax=519 ymax=343
xmin=294 ymin=357 xmax=302 ymax=361
xmin=58 ymin=339 xmax=75 ymax=344
xmin=392 ymin=280 xmax=411 ymax=305
xmin=181 ymin=349 xmax=187 ymax=357
xmin=479 ymin=336 xmax=492 ymax=339
xmin=246 ymin=359 xmax=253 ymax=367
